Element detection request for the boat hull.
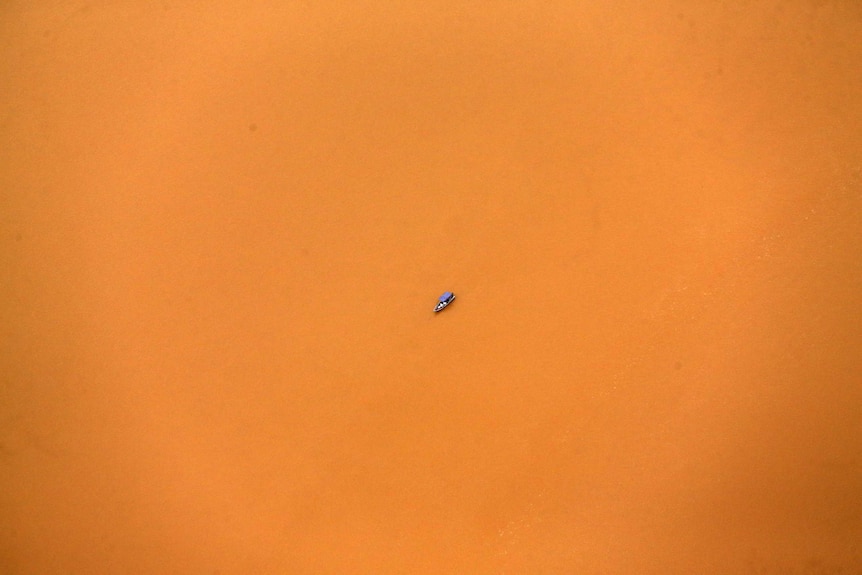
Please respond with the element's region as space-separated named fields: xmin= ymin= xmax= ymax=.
xmin=434 ymin=293 xmax=455 ymax=312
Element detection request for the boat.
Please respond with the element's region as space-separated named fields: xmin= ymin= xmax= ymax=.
xmin=434 ymin=291 xmax=455 ymax=313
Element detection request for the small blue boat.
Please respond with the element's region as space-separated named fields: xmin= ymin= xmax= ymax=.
xmin=434 ymin=291 xmax=455 ymax=313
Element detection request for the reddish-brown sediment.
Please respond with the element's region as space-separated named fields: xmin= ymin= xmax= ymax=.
xmin=2 ymin=2 xmax=861 ymax=573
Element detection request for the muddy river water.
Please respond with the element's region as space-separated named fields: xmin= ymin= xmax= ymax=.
xmin=2 ymin=1 xmax=861 ymax=573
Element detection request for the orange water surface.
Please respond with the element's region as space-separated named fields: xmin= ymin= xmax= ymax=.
xmin=2 ymin=1 xmax=862 ymax=573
